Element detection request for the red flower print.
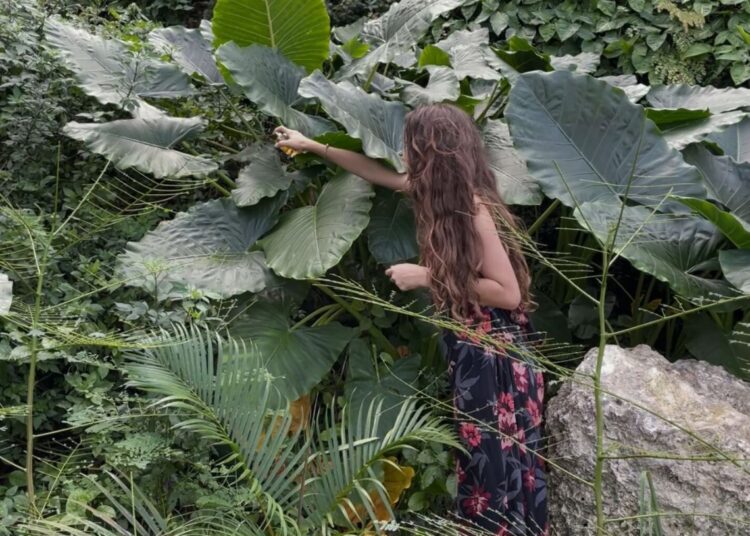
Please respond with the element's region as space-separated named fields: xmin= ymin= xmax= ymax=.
xmin=462 ymin=485 xmax=491 ymax=516
xmin=459 ymin=422 xmax=482 ymax=448
xmin=543 ymin=521 xmax=549 ymax=536
xmin=510 ymin=309 xmax=529 ymax=326
xmin=495 ymin=521 xmax=509 ymax=536
xmin=512 ymin=361 xmax=529 ymax=393
xmin=535 ymin=370 xmax=544 ymax=402
xmin=499 ymin=412 xmax=517 ymax=451
xmin=525 ymin=397 xmax=542 ymax=427
xmin=523 ymin=468 xmax=536 ymax=492
xmin=491 ymin=330 xmax=514 ymax=357
xmin=456 ymin=459 xmax=466 ymax=484
xmin=516 ymin=426 xmax=526 ymax=454
xmin=493 ymin=391 xmax=515 ymax=416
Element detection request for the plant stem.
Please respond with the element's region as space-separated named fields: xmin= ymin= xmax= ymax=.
xmin=593 ymin=245 xmax=610 ymax=536
xmin=315 ymin=283 xmax=399 ymax=358
xmin=208 ymin=180 xmax=232 ymax=197
xmin=527 ymin=198 xmax=560 ymax=236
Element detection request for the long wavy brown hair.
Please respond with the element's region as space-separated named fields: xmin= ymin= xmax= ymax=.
xmin=402 ymin=103 xmax=535 ymax=321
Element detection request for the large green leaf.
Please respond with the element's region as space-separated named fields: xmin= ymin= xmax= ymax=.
xmin=550 ymin=52 xmax=600 ymax=73
xmin=63 ymin=116 xmax=217 ymax=178
xmin=683 ymin=313 xmax=748 ymax=377
xmin=148 ymin=24 xmax=223 ymax=84
xmin=672 ymin=196 xmax=750 ymax=249
xmin=646 ymin=85 xmax=750 ymax=114
xmin=0 ymin=273 xmax=11 ymax=316
xmin=574 ymin=201 xmax=735 ymax=299
xmin=400 ymin=66 xmax=460 ymax=107
xmin=682 ymin=143 xmax=750 ymax=223
xmin=655 ymin=111 xmax=746 ymax=150
xmin=341 ymin=0 xmax=465 ymax=77
xmin=434 ymin=28 xmax=501 ymax=81
xmin=217 ymin=43 xmax=331 ymax=136
xmin=45 ymin=18 xmax=193 ymax=108
xmin=719 ymin=249 xmax=750 ymax=294
xmin=299 ymin=71 xmax=407 ymax=171
xmin=366 ymin=187 xmax=419 ymax=265
xmin=505 ymin=71 xmax=705 ymax=211
xmin=260 ymin=173 xmax=374 ymax=279
xmin=230 ymin=301 xmax=354 ymax=400
xmin=117 ymin=197 xmax=282 ymax=297
xmin=599 ymin=74 xmax=649 ymax=103
xmin=483 ymin=119 xmax=543 ymax=206
xmin=344 ymin=338 xmax=421 ymax=436
xmin=211 ymin=0 xmax=330 ymax=72
xmin=232 ymin=145 xmax=301 ymax=207
xmin=707 ymin=116 xmax=750 ymax=163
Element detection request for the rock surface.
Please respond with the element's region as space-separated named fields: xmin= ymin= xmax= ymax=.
xmin=544 ymin=344 xmax=750 ymax=535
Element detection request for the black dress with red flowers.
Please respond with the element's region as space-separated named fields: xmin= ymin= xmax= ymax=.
xmin=440 ymin=303 xmax=549 ymax=535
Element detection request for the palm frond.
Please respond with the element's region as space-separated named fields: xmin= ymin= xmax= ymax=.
xmin=123 ymin=324 xmax=308 ymax=535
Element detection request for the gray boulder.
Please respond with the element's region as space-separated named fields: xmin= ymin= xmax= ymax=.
xmin=544 ymin=343 xmax=750 ymax=535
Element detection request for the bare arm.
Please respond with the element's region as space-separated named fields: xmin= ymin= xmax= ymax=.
xmin=471 ymin=202 xmax=522 ymax=310
xmin=385 ymin=201 xmax=522 ymax=311
xmin=274 ymin=126 xmax=408 ymax=191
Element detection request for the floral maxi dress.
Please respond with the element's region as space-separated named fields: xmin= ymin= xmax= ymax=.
xmin=440 ymin=303 xmax=549 ymax=535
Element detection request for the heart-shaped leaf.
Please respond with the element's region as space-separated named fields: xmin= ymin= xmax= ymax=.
xmin=400 ymin=67 xmax=460 ymax=107
xmin=63 ymin=116 xmax=217 ymax=178
xmin=719 ymin=249 xmax=750 ymax=294
xmin=118 ymin=197 xmax=282 ymax=297
xmin=342 ymin=0 xmax=465 ymax=77
xmin=260 ymin=173 xmax=374 ymax=279
xmin=707 ymin=116 xmax=750 ymax=163
xmin=148 ymin=24 xmax=223 ymax=84
xmin=217 ymin=43 xmax=331 ymax=137
xmin=646 ymin=84 xmax=750 ymax=114
xmin=574 ymin=201 xmax=735 ymax=299
xmin=671 ymin=196 xmax=750 ymax=249
xmin=483 ymin=120 xmax=543 ymax=206
xmin=229 ymin=301 xmax=354 ymax=401
xmin=682 ymin=143 xmax=750 ymax=223
xmin=366 ymin=188 xmax=419 ymax=265
xmin=45 ymin=18 xmax=193 ymax=108
xmin=505 ymin=71 xmax=705 ymax=211
xmin=299 ymin=71 xmax=407 ymax=171
xmin=232 ymin=145 xmax=300 ymax=207
xmin=212 ymin=0 xmax=331 ymax=72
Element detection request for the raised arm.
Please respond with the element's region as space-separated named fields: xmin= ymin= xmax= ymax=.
xmin=273 ymin=126 xmax=408 ymax=191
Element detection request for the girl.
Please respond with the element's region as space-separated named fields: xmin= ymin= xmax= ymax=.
xmin=274 ymin=103 xmax=548 ymax=536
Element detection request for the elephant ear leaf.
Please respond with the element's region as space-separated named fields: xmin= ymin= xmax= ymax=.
xmin=117 ymin=197 xmax=283 ymax=298
xmin=63 ymin=116 xmax=217 ymax=178
xmin=229 ymin=301 xmax=354 ymax=402
xmin=707 ymin=117 xmax=750 ymax=163
xmin=719 ymin=250 xmax=750 ymax=295
xmin=341 ymin=0 xmax=466 ymax=77
xmin=45 ymin=17 xmax=193 ymax=108
xmin=574 ymin=201 xmax=735 ymax=300
xmin=260 ymin=173 xmax=374 ymax=279
xmin=148 ymin=24 xmax=223 ymax=84
xmin=212 ymin=0 xmax=331 ymax=73
xmin=299 ymin=71 xmax=407 ymax=171
xmin=217 ymin=43 xmax=331 ymax=137
xmin=366 ymin=187 xmax=419 ymax=265
xmin=232 ymin=145 xmax=301 ymax=207
xmin=483 ymin=119 xmax=543 ymax=206
xmin=505 ymin=71 xmax=705 ymax=212
xmin=0 ymin=273 xmax=11 ymax=315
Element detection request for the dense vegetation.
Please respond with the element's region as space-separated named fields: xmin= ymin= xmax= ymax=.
xmin=1 ymin=0 xmax=749 ymax=534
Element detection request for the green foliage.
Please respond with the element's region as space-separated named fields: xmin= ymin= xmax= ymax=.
xmin=3 ymin=0 xmax=750 ymax=534
xmin=453 ymin=0 xmax=750 ymax=86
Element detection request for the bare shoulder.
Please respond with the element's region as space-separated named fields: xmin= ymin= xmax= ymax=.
xmin=472 ymin=194 xmax=497 ymax=233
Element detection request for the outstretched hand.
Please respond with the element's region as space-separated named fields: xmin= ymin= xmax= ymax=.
xmin=385 ymin=263 xmax=430 ymax=291
xmin=273 ymin=125 xmax=311 ymax=156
